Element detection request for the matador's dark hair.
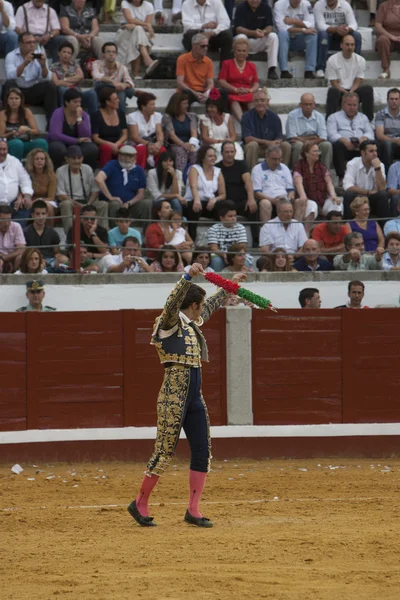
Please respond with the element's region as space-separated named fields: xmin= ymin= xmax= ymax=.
xmin=181 ymin=284 xmax=207 ymax=309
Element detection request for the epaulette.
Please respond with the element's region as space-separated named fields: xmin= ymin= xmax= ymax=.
xmin=16 ymin=306 xmax=27 ymax=312
xmin=44 ymin=306 xmax=57 ymax=311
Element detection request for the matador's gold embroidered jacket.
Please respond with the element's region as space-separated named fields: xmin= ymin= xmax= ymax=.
xmin=151 ymin=277 xmax=227 ymax=367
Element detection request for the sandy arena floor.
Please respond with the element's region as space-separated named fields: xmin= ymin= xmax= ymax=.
xmin=1 ymin=458 xmax=400 ymax=600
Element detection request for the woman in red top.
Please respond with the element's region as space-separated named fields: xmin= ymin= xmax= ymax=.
xmin=145 ymin=200 xmax=173 ymax=260
xmin=218 ymin=37 xmax=258 ymax=123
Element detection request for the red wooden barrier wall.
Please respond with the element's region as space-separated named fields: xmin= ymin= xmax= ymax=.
xmin=0 ymin=310 xmax=227 ymax=432
xmin=252 ymin=309 xmax=400 ymax=425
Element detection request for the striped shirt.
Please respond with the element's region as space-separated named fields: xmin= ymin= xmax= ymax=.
xmin=207 ymin=222 xmax=248 ymax=252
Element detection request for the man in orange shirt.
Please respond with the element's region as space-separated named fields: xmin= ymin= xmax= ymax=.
xmin=311 ymin=210 xmax=350 ymax=261
xmin=176 ymin=32 xmax=214 ymax=106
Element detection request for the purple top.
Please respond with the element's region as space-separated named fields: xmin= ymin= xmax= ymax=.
xmin=350 ymin=219 xmax=378 ymax=252
xmin=48 ymin=107 xmax=92 ymax=145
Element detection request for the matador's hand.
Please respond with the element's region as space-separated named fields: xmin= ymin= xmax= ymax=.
xmin=188 ymin=262 xmax=205 ymax=278
xmin=232 ymin=272 xmax=247 ymax=284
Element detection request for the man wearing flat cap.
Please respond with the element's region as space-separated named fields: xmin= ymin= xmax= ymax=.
xmin=56 ymin=145 xmax=108 ymax=234
xmin=16 ymin=280 xmax=56 ymax=312
xmin=95 ymin=145 xmax=152 ymax=230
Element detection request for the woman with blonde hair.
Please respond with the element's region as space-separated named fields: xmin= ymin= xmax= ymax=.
xmin=218 ymin=37 xmax=259 ymax=123
xmin=25 ymin=149 xmax=57 ymax=221
xmin=0 ymin=88 xmax=48 ymax=160
xmin=15 ymin=248 xmax=48 ymax=275
xmin=349 ymin=196 xmax=385 ymax=251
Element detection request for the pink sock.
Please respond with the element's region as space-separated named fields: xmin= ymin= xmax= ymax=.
xmin=135 ymin=474 xmax=160 ymax=517
xmin=188 ymin=470 xmax=207 ymax=518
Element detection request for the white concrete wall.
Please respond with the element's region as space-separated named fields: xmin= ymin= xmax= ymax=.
xmin=1 ymin=279 xmax=399 ymax=312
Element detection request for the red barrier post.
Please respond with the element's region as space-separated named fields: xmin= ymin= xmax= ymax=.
xmin=71 ymin=204 xmax=81 ymax=270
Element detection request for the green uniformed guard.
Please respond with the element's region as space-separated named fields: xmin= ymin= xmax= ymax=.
xmin=16 ymin=280 xmax=57 ymax=313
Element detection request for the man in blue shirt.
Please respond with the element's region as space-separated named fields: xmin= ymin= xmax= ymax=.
xmin=95 ymin=145 xmax=152 ymax=230
xmin=293 ymin=239 xmax=334 ymax=271
xmin=241 ymin=88 xmax=291 ymax=171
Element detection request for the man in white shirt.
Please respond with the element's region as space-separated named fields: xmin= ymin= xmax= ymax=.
xmin=252 ymin=144 xmax=317 ymax=222
xmin=274 ymin=0 xmax=317 ymax=79
xmin=343 ymin=139 xmax=392 ymax=220
xmin=313 ymin=0 xmax=361 ymax=78
xmin=4 ymin=31 xmax=58 ymax=126
xmin=0 ymin=139 xmax=33 ymax=227
xmin=0 ymin=0 xmax=18 ymax=56
xmin=101 ymin=236 xmax=152 ymax=273
xmin=15 ymin=0 xmax=65 ymax=61
xmin=181 ymin=0 xmax=233 ymax=62
xmin=325 ymin=34 xmax=374 ymax=121
xmin=259 ymin=197 xmax=308 ymax=254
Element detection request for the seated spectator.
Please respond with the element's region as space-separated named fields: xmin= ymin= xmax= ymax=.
xmin=56 ymin=145 xmax=107 ymax=233
xmin=200 ymin=94 xmax=243 ymax=162
xmin=176 ymin=33 xmax=214 ymax=107
xmin=256 ymin=255 xmax=270 ymax=272
xmin=144 ymin=200 xmax=173 ymax=260
xmin=168 ymin=211 xmax=193 ymax=265
xmin=274 ymin=0 xmax=317 ymax=79
xmin=162 ymin=92 xmax=199 ymax=174
xmin=184 ymin=246 xmax=215 ymax=273
xmin=207 ymin=200 xmax=248 ymax=271
xmin=150 ymin=244 xmax=185 ymax=272
xmin=116 ymin=0 xmax=159 ymax=79
xmin=91 ymin=86 xmax=128 ymax=168
xmin=286 ymin=93 xmax=332 ymax=169
xmin=16 ymin=279 xmax=56 ymax=312
xmin=127 ymin=93 xmax=167 ymax=170
xmin=242 ymin=88 xmax=291 ymax=172
xmin=108 ymin=206 xmax=142 ymax=255
xmin=218 ymin=37 xmax=260 ymax=124
xmin=335 ymin=279 xmax=368 ymax=308
xmin=14 ymin=247 xmax=48 ymax=274
xmin=259 ymin=198 xmax=308 ymax=254
xmin=95 ymin=145 xmax=151 ymax=228
xmin=0 ymin=138 xmax=33 ymax=225
xmin=184 ymin=144 xmax=226 ymax=239
xmin=147 ymin=151 xmax=185 ymax=214
xmin=222 ymin=243 xmax=253 ymax=273
xmin=384 ymin=215 xmax=400 ymax=236
xmin=216 ymin=140 xmax=260 ymax=232
xmin=92 ymin=42 xmax=135 ymax=109
xmin=50 ymin=40 xmax=97 ymax=114
xmin=313 ymin=0 xmax=361 ymax=78
xmin=325 ymin=35 xmax=373 ymax=121
xmin=252 ymin=144 xmax=318 ymax=224
xmin=348 ymin=196 xmax=385 ymax=252
xmin=343 ymin=140 xmax=391 ymax=221
xmin=0 ymin=203 xmax=25 ymax=272
xmin=293 ymin=141 xmax=342 ymax=221
xmin=298 ymin=287 xmax=321 ymax=308
xmin=53 ymin=144 xmax=95 ymax=224
xmin=292 ymin=238 xmax=333 ymax=271
xmin=103 ymin=235 xmax=152 ymax=273
xmin=375 ymin=88 xmax=400 ymax=173
xmin=0 ymin=87 xmax=47 ymax=160
xmin=25 ymin=149 xmax=57 ymax=220
xmin=375 ymin=0 xmax=400 ymax=80
xmin=232 ymin=0 xmax=278 ymax=83
xmin=15 ymin=0 xmax=65 ymax=62
xmin=68 ymin=245 xmax=99 ymax=273
xmin=327 ymin=93 xmax=374 ymax=181
xmin=48 ymin=88 xmax=98 ymax=170
xmin=383 ymin=232 xmax=400 ymax=270
xmin=181 ymin=0 xmax=233 ymax=63
xmin=312 ymin=210 xmax=351 ymax=260
xmin=153 ymin=0 xmax=182 ymax=25
xmin=66 ymin=204 xmax=109 ymax=259
xmin=0 ymin=1 xmax=18 ymax=57
xmin=333 ymin=231 xmax=384 ymax=270
xmin=59 ymin=0 xmax=102 ymax=59
xmin=269 ymin=247 xmax=292 ymax=271
xmin=23 ymin=199 xmax=62 ymax=263
xmin=4 ymin=32 xmax=58 ymax=127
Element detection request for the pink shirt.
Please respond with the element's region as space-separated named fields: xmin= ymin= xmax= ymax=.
xmin=15 ymin=1 xmax=60 ymax=35
xmin=0 ymin=221 xmax=26 ymax=255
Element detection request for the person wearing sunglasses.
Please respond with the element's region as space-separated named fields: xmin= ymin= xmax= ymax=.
xmin=66 ymin=203 xmax=109 ymax=260
xmin=16 ymin=279 xmax=56 ymax=312
xmin=176 ymin=33 xmax=214 ymax=107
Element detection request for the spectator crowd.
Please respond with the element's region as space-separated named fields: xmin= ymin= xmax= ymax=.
xmin=1 ymin=0 xmax=400 ymax=277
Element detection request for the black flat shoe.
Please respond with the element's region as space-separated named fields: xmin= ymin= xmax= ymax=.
xmin=127 ymin=500 xmax=156 ymax=527
xmin=184 ymin=510 xmax=213 ymax=528
xmin=268 ymin=67 xmax=278 ymax=80
xmin=280 ymin=70 xmax=293 ymax=79
xmin=304 ymin=71 xmax=316 ymax=79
